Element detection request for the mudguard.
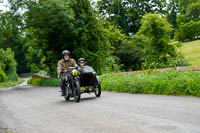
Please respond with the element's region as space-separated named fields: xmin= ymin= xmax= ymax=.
xmin=96 ymin=76 xmax=101 ymax=85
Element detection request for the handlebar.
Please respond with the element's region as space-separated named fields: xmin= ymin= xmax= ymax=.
xmin=61 ymin=67 xmax=78 ymax=73
xmin=68 ymin=67 xmax=78 ymax=69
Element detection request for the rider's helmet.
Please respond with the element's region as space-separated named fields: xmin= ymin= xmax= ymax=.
xmin=62 ymin=50 xmax=70 ymax=61
xmin=78 ymin=58 xmax=85 ymax=62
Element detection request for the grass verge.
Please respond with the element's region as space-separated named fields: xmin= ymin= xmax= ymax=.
xmin=0 ymin=78 xmax=24 ymax=88
xmin=27 ymin=70 xmax=200 ymax=97
xmin=179 ymin=40 xmax=200 ymax=65
xmin=100 ymin=70 xmax=200 ymax=97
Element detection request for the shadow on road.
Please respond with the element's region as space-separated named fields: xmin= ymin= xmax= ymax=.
xmin=54 ymin=96 xmax=100 ymax=105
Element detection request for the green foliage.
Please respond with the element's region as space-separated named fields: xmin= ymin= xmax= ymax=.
xmin=175 ymin=20 xmax=200 ymax=41
xmin=97 ymin=0 xmax=168 ymax=35
xmin=28 ymin=78 xmax=60 ymax=87
xmin=137 ymin=13 xmax=176 ymax=69
xmin=114 ymin=39 xmax=143 ymax=71
xmin=0 ymin=69 xmax=7 ymax=82
xmin=186 ymin=2 xmax=200 ymax=21
xmin=100 ymin=71 xmax=200 ymax=97
xmin=113 ymin=13 xmax=186 ymax=71
xmin=100 ymin=56 xmax=122 ymax=73
xmin=178 ymin=0 xmax=199 ymax=14
xmin=176 ymin=0 xmax=200 ymax=41
xmin=165 ymin=52 xmax=190 ymax=67
xmin=0 ymin=48 xmax=18 ymax=81
xmin=103 ymin=21 xmax=126 ymax=48
xmin=167 ymin=0 xmax=179 ymax=38
xmin=24 ymin=38 xmax=45 ymax=73
xmin=22 ymin=0 xmax=121 ymax=74
xmin=23 ymin=0 xmax=75 ymax=73
xmin=28 ymin=70 xmax=200 ymax=97
xmin=0 ymin=10 xmax=30 ymax=74
xmin=1 ymin=0 xmax=196 ymax=74
xmin=0 ymin=78 xmax=23 ymax=88
xmin=72 ymin=0 xmax=116 ymax=74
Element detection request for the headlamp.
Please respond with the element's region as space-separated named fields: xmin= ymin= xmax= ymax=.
xmin=72 ymin=69 xmax=78 ymax=76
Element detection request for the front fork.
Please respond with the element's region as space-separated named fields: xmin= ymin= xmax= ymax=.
xmin=71 ymin=76 xmax=79 ymax=97
xmin=70 ymin=78 xmax=75 ymax=97
xmin=66 ymin=76 xmax=77 ymax=97
xmin=64 ymin=75 xmax=79 ymax=97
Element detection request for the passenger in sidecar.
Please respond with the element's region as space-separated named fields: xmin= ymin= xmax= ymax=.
xmin=78 ymin=58 xmax=101 ymax=97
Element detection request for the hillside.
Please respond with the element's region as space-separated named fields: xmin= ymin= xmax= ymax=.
xmin=179 ymin=40 xmax=200 ymax=66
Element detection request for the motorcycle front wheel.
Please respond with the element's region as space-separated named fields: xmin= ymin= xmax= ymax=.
xmin=74 ymin=81 xmax=81 ymax=102
xmin=64 ymin=85 xmax=71 ymax=101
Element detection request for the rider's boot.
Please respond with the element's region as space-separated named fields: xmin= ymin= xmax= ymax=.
xmin=61 ymin=91 xmax=66 ymax=96
xmin=61 ymin=86 xmax=66 ymax=96
xmin=60 ymin=79 xmax=66 ymax=96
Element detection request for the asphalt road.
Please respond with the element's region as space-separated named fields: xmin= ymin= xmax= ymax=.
xmin=0 ymin=80 xmax=200 ymax=133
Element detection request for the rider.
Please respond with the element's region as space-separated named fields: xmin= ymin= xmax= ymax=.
xmin=78 ymin=57 xmax=95 ymax=74
xmin=78 ymin=58 xmax=86 ymax=68
xmin=57 ymin=50 xmax=77 ymax=96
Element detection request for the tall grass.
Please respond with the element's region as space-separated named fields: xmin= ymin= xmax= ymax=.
xmin=28 ymin=70 xmax=200 ymax=97
xmin=100 ymin=70 xmax=200 ymax=97
xmin=27 ymin=78 xmax=60 ymax=87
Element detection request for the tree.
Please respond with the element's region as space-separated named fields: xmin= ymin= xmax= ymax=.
xmin=0 ymin=9 xmax=30 ymax=73
xmin=175 ymin=0 xmax=200 ymax=41
xmin=0 ymin=48 xmax=18 ymax=81
xmin=97 ymin=0 xmax=168 ymax=35
xmin=23 ymin=0 xmax=119 ymax=74
xmin=23 ymin=0 xmax=75 ymax=73
xmin=175 ymin=21 xmax=200 ymax=41
xmin=167 ymin=0 xmax=179 ymax=38
xmin=186 ymin=2 xmax=200 ymax=21
xmin=178 ymin=0 xmax=198 ymax=14
xmin=137 ymin=13 xmax=176 ymax=68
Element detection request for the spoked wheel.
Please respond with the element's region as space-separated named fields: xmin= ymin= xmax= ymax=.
xmin=74 ymin=81 xmax=81 ymax=102
xmin=64 ymin=86 xmax=71 ymax=101
xmin=95 ymin=83 xmax=101 ymax=97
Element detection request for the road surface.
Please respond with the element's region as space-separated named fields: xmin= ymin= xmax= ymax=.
xmin=0 ymin=80 xmax=200 ymax=133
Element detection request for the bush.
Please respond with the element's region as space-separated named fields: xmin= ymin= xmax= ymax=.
xmin=166 ymin=53 xmax=190 ymax=67
xmin=0 ymin=69 xmax=8 ymax=82
xmin=114 ymin=39 xmax=143 ymax=71
xmin=100 ymin=70 xmax=200 ymax=97
xmin=7 ymin=71 xmax=18 ymax=81
xmin=144 ymin=52 xmax=190 ymax=69
xmin=0 ymin=48 xmax=18 ymax=81
xmin=175 ymin=20 xmax=200 ymax=41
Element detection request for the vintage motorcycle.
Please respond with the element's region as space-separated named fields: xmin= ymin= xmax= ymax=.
xmin=60 ymin=67 xmax=81 ymax=102
xmin=60 ymin=66 xmax=101 ymax=102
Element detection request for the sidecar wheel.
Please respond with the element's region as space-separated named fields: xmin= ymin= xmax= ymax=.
xmin=95 ymin=84 xmax=101 ymax=97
